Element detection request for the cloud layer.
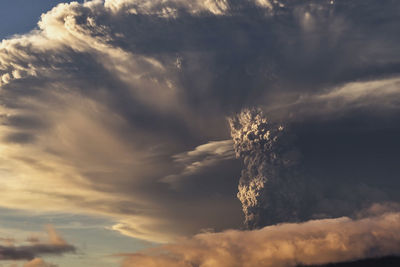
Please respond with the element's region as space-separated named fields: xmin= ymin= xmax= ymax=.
xmin=121 ymin=210 xmax=400 ymax=267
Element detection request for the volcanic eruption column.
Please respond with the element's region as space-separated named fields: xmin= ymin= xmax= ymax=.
xmin=229 ymin=108 xmax=303 ymax=228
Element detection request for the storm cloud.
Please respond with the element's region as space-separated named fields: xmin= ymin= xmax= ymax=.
xmin=0 ymin=0 xmax=399 ymax=244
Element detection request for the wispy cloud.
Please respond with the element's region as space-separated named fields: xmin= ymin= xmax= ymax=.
xmin=161 ymin=140 xmax=235 ymax=186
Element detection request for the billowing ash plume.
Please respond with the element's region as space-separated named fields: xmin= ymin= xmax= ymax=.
xmin=229 ymin=108 xmax=303 ymax=228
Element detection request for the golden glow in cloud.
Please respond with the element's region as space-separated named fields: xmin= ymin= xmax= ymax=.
xmin=121 ymin=211 xmax=400 ymax=267
xmin=1 ymin=0 xmax=400 ymax=245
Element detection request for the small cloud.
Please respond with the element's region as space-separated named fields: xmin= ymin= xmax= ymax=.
xmin=0 ymin=225 xmax=75 ymax=262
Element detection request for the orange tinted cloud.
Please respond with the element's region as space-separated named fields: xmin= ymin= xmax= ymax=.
xmin=121 ymin=212 xmax=400 ymax=267
xmin=24 ymin=258 xmax=56 ymax=267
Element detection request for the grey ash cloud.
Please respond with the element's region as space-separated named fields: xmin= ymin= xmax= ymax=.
xmin=0 ymin=0 xmax=399 ymax=243
xmin=229 ymin=106 xmax=400 ymax=229
xmin=229 ymin=108 xmax=304 ymax=228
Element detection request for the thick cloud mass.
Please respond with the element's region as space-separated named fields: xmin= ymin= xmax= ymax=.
xmin=121 ymin=210 xmax=400 ymax=267
xmin=0 ymin=0 xmax=400 ymax=243
xmin=230 ymin=107 xmax=400 ymax=229
xmin=229 ymin=108 xmax=302 ymax=228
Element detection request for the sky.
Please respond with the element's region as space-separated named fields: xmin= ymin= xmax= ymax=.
xmin=0 ymin=0 xmax=84 ymax=39
xmin=0 ymin=0 xmax=400 ymax=266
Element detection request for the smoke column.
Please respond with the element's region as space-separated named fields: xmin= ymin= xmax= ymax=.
xmin=229 ymin=108 xmax=303 ymax=228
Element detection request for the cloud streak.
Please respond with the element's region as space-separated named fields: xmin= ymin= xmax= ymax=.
xmin=161 ymin=140 xmax=235 ymax=186
xmin=24 ymin=258 xmax=57 ymax=267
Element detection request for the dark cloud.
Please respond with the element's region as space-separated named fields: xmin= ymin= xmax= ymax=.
xmin=228 ymin=107 xmax=400 ymax=228
xmin=3 ymin=132 xmax=36 ymax=144
xmin=229 ymin=108 xmax=304 ymax=228
xmin=1 ymin=115 xmax=46 ymax=130
xmin=0 ymin=226 xmax=75 ymax=261
xmin=0 ymin=0 xmax=399 ymax=242
xmin=299 ymin=256 xmax=400 ymax=267
xmin=0 ymin=243 xmax=74 ymax=261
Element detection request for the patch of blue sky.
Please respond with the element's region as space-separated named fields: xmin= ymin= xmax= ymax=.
xmin=0 ymin=208 xmax=156 ymax=267
xmin=0 ymin=0 xmax=84 ymax=40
